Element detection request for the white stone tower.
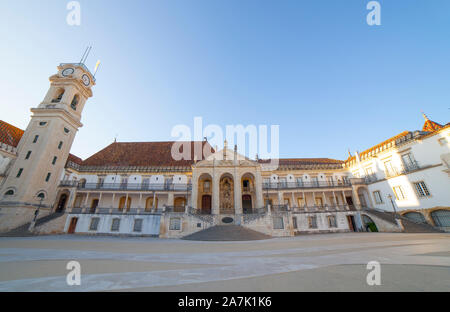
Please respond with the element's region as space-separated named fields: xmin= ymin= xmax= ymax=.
xmin=0 ymin=63 xmax=95 ymax=231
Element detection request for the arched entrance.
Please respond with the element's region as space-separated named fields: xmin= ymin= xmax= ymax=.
xmin=56 ymin=193 xmax=69 ymax=212
xmin=220 ymin=174 xmax=234 ymax=214
xmin=197 ymin=173 xmax=212 ymax=214
xmin=357 ymin=186 xmax=373 ymax=209
xmin=362 ymin=215 xmax=378 ymax=232
xmin=403 ymin=211 xmax=427 ymax=224
xmin=242 ymin=195 xmax=253 ymax=214
xmin=431 ymin=210 xmax=450 ymax=229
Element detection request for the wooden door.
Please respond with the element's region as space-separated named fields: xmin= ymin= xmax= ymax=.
xmin=347 ymin=215 xmax=355 ymax=232
xmin=242 ymin=195 xmax=252 ymax=213
xmin=202 ymin=195 xmax=212 ymax=214
xmin=68 ymin=218 xmax=78 ymax=234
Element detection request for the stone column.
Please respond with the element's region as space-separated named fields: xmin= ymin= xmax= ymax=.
xmin=255 ymin=169 xmax=264 ymax=209
xmin=168 ymin=193 xmax=174 ymax=207
xmin=212 ymin=174 xmax=220 ymax=215
xmin=67 ymin=188 xmax=77 ymax=211
xmin=277 ymin=191 xmax=283 ymax=206
xmin=191 ymin=171 xmax=198 ymax=209
xmin=234 ymin=172 xmax=242 ymax=215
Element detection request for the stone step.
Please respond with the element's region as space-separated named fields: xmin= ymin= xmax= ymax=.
xmin=364 ymin=209 xmax=443 ymax=233
xmin=0 ymin=212 xmax=65 ymax=237
xmin=182 ymin=225 xmax=272 ymax=241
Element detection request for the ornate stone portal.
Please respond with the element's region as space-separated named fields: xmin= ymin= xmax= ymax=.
xmin=220 ymin=176 xmax=234 ymax=212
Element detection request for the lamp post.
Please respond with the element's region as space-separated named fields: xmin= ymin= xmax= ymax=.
xmin=28 ymin=194 xmax=44 ymax=232
xmin=387 ymin=194 xmax=398 ymax=219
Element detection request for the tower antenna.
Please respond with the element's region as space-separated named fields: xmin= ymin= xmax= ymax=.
xmin=82 ymin=46 xmax=92 ymax=64
xmin=79 ymin=47 xmax=89 ymax=64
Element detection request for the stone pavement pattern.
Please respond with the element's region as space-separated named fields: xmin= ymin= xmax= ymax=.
xmin=0 ymin=233 xmax=449 ymax=291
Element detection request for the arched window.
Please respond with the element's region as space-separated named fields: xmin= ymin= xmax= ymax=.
xmin=145 ymin=197 xmax=158 ymax=211
xmin=5 ymin=190 xmax=14 ymax=196
xmin=52 ymin=89 xmax=65 ymax=103
xmin=70 ymin=95 xmax=79 ymax=111
xmin=118 ymin=196 xmax=132 ymax=211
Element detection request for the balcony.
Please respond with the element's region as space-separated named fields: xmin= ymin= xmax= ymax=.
xmin=263 ymin=180 xmax=352 ymax=190
xmin=60 ymin=181 xmax=192 ymax=192
xmin=385 ymin=161 xmax=422 ymax=179
xmin=291 ymin=204 xmax=355 ymax=213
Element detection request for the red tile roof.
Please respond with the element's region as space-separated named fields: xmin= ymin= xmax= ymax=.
xmin=81 ymin=141 xmax=215 ymax=167
xmin=422 ymin=119 xmax=443 ymax=132
xmin=258 ymin=158 xmax=344 ymax=166
xmin=67 ymin=153 xmax=83 ymax=166
xmin=345 ymin=131 xmax=410 ymax=165
xmin=0 ymin=120 xmax=24 ymax=147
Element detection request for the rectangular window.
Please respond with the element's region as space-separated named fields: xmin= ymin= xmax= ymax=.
xmin=327 ymin=216 xmax=337 ymax=228
xmin=373 ymin=191 xmax=383 ymax=204
xmin=169 ymin=217 xmax=181 ymax=231
xmin=120 ymin=177 xmax=128 ymax=189
xmin=273 ymin=217 xmax=284 ymax=229
xmin=384 ymin=160 xmax=395 ymax=177
xmin=365 ymin=167 xmax=374 ymax=176
xmin=308 ymin=216 xmax=317 ymax=229
xmin=58 ymin=141 xmax=63 ymax=149
xmin=45 ymin=173 xmax=51 ymax=182
xmin=52 ymin=156 xmax=57 ymax=165
xmin=393 ymin=186 xmax=406 ymax=200
xmin=402 ymin=153 xmax=417 ymax=171
xmin=413 ymin=181 xmax=431 ymax=198
xmin=111 ymin=218 xmax=121 ymax=232
xmin=97 ymin=177 xmax=105 ymax=188
xmin=292 ymin=217 xmax=298 ymax=229
xmin=89 ymin=218 xmax=100 ymax=231
xmin=33 ymin=135 xmax=39 ymax=143
xmin=17 ymin=168 xmax=23 ymax=178
xmin=133 ymin=219 xmax=143 ymax=232
xmin=25 ymin=151 xmax=32 ymax=160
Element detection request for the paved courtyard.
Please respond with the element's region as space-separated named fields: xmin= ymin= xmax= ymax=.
xmin=0 ymin=233 xmax=449 ymax=292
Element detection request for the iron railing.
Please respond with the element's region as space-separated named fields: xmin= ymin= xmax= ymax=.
xmin=60 ymin=181 xmax=193 ymax=192
xmin=68 ymin=207 xmax=160 ymax=215
xmin=263 ymin=181 xmax=352 ymax=190
xmin=385 ymin=161 xmax=422 ymax=178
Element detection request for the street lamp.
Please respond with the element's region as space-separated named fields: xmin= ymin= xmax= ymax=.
xmin=28 ymin=193 xmax=45 ymax=232
xmin=387 ymin=194 xmax=398 ymax=219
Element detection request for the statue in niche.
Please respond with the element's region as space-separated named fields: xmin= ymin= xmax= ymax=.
xmin=220 ymin=177 xmax=234 ymax=210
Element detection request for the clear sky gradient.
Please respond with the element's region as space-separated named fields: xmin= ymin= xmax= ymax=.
xmin=0 ymin=0 xmax=449 ymax=160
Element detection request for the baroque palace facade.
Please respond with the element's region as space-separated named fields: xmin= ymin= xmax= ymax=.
xmin=0 ymin=61 xmax=449 ymax=238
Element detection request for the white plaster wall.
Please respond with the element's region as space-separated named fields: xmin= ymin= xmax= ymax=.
xmin=65 ymin=214 xmax=161 ymax=236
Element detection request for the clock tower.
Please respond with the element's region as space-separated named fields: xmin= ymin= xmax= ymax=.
xmin=0 ymin=63 xmax=95 ymax=231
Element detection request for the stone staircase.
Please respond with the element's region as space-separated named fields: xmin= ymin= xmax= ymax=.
xmin=182 ymin=225 xmax=272 ymax=241
xmin=363 ymin=209 xmax=443 ymax=233
xmin=0 ymin=212 xmax=65 ymax=237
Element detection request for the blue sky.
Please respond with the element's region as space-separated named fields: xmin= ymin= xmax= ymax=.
xmin=0 ymin=0 xmax=449 ymax=160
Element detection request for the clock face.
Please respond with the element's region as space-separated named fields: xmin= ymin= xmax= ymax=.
xmin=62 ymin=68 xmax=74 ymax=77
xmin=82 ymin=74 xmax=90 ymax=86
